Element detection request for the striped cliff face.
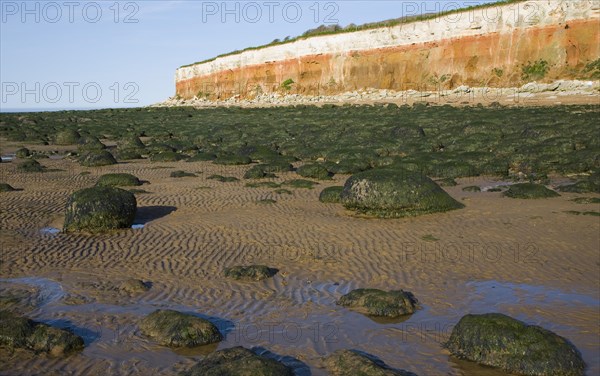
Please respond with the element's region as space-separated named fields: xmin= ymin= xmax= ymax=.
xmin=175 ymin=0 xmax=600 ymax=100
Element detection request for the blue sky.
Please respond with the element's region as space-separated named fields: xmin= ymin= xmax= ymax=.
xmin=1 ymin=0 xmax=498 ymax=110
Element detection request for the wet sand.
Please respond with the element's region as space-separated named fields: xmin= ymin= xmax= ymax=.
xmin=0 ymin=152 xmax=599 ymax=375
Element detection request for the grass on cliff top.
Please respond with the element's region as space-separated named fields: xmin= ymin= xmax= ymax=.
xmin=1 ymin=103 xmax=598 ymax=181
xmin=180 ymin=0 xmax=527 ymax=68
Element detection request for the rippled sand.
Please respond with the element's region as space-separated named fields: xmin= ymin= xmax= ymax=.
xmin=1 ymin=155 xmax=598 ymax=375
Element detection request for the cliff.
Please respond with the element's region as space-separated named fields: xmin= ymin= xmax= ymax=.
xmin=175 ymin=0 xmax=600 ymax=100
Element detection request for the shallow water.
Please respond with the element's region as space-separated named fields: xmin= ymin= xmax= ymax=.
xmin=2 ymin=276 xmax=597 ymax=375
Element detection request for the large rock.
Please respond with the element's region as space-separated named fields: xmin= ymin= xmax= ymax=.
xmin=0 ymin=310 xmax=84 ymax=356
xmin=224 ymin=265 xmax=278 ymax=281
xmin=63 ymin=186 xmax=137 ymax=233
xmin=96 ymin=173 xmax=142 ymax=187
xmin=78 ymin=150 xmax=117 ymax=167
xmin=324 ymin=349 xmax=417 ymax=376
xmin=319 ymin=186 xmax=344 ymax=203
xmin=139 ymin=309 xmax=222 ymax=348
xmin=337 ymin=289 xmax=418 ymax=317
xmin=17 ymin=159 xmax=44 ymax=172
xmin=180 ymin=346 xmax=293 ymax=376
xmin=445 ymin=313 xmax=586 ymax=376
xmin=55 ymin=129 xmax=81 ymax=145
xmin=341 ymin=168 xmax=463 ymax=217
xmin=297 ymin=163 xmax=332 ymax=180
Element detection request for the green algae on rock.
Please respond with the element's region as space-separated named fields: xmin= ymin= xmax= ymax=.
xmin=445 ymin=313 xmax=585 ymax=376
xmin=0 ymin=310 xmax=84 ymax=356
xmin=96 ymin=173 xmax=142 ymax=187
xmin=139 ymin=309 xmax=222 ymax=348
xmin=319 ymin=186 xmax=344 ymax=203
xmin=337 ymin=288 xmax=418 ymax=317
xmin=180 ymin=346 xmax=293 ymax=376
xmin=63 ymin=186 xmax=137 ymax=233
xmin=341 ymin=168 xmax=463 ymax=217
xmin=224 ymin=265 xmax=278 ymax=281
xmin=324 ymin=349 xmax=418 ymax=376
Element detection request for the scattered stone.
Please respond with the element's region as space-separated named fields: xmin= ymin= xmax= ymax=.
xmin=139 ymin=309 xmax=222 ymax=348
xmin=119 ymin=279 xmax=150 ymax=294
xmin=297 ymin=163 xmax=332 ymax=180
xmin=96 ymin=173 xmax=142 ymax=187
xmin=324 ymin=349 xmax=417 ymax=376
xmin=557 ymin=180 xmax=600 ymax=194
xmin=55 ymin=129 xmax=81 ymax=145
xmin=17 ymin=159 xmax=44 ymax=172
xmin=462 ymin=186 xmax=481 ymax=192
xmin=78 ymin=150 xmax=117 ymax=167
xmin=207 ymin=174 xmax=239 ymax=182
xmin=437 ymin=177 xmax=457 ymax=187
xmin=337 ymin=288 xmax=418 ymax=317
xmin=341 ymin=168 xmax=463 ymax=217
xmin=571 ymin=197 xmax=600 ymax=204
xmin=213 ymin=155 xmax=252 ymax=165
xmin=170 ymin=170 xmax=196 ymax=178
xmin=224 ymin=265 xmax=278 ymax=281
xmin=0 ymin=183 xmax=17 ymax=192
xmin=15 ymin=148 xmax=31 ymax=158
xmin=0 ymin=310 xmax=84 ymax=356
xmin=150 ymin=151 xmax=187 ymax=162
xmin=319 ymin=186 xmax=344 ymax=203
xmin=63 ymin=186 xmax=137 ymax=233
xmin=282 ymin=179 xmax=319 ymax=189
xmin=504 ymin=183 xmax=560 ymax=199
xmin=180 ymin=346 xmax=293 ymax=376
xmin=445 ymin=313 xmax=585 ymax=376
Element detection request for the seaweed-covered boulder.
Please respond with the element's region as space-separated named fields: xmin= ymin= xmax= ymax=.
xmin=445 ymin=313 xmax=585 ymax=376
xmin=77 ymin=135 xmax=106 ymax=151
xmin=244 ymin=165 xmax=277 ymax=179
xmin=150 ymin=151 xmax=187 ymax=162
xmin=224 ymin=265 xmax=278 ymax=281
xmin=213 ymin=154 xmax=253 ymax=165
xmin=180 ymin=346 xmax=293 ymax=376
xmin=319 ymin=186 xmax=344 ymax=203
xmin=326 ymin=159 xmax=372 ymax=174
xmin=187 ymin=152 xmax=217 ymax=162
xmin=297 ymin=163 xmax=332 ymax=180
xmin=207 ymin=175 xmax=239 ymax=182
xmin=139 ymin=309 xmax=222 ymax=348
xmin=15 ymin=148 xmax=31 ymax=158
xmin=0 ymin=183 xmax=17 ymax=192
xmin=282 ymin=179 xmax=318 ymax=189
xmin=341 ymin=168 xmax=463 ymax=217
xmin=63 ymin=186 xmax=137 ymax=233
xmin=504 ymin=183 xmax=560 ymax=199
xmin=170 ymin=170 xmax=196 ymax=178
xmin=557 ymin=180 xmax=600 ymax=194
xmin=96 ymin=173 xmax=142 ymax=187
xmin=337 ymin=289 xmax=418 ymax=317
xmin=324 ymin=349 xmax=417 ymax=376
xmin=0 ymin=310 xmax=84 ymax=356
xmin=114 ymin=149 xmax=143 ymax=161
xmin=17 ymin=159 xmax=44 ymax=172
xmin=78 ymin=150 xmax=117 ymax=167
xmin=118 ymin=135 xmax=145 ymax=150
xmin=55 ymin=129 xmax=81 ymax=145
